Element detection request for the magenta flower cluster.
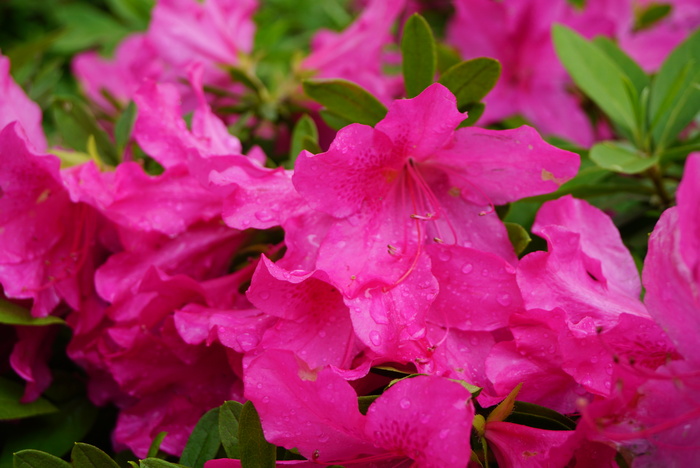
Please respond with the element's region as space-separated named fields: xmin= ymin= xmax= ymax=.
xmin=1 ymin=0 xmax=699 ymax=466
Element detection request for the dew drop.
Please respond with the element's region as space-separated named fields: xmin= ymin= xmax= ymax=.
xmin=438 ymin=429 xmax=450 ymax=440
xmin=318 ymin=434 xmax=329 ymax=443
xmin=318 ymin=330 xmax=327 ymax=338
xmin=438 ymin=250 xmax=451 ymax=262
xmin=399 ymin=398 xmax=411 ymax=409
xmin=255 ymin=210 xmax=273 ymax=222
xmin=481 ymin=268 xmax=489 ymax=277
xmin=259 ymin=291 xmax=270 ymax=300
xmin=496 ymin=294 xmax=511 ymax=306
xmin=262 ymin=396 xmax=270 ymax=403
xmin=461 ymin=263 xmax=473 ymax=274
xmin=369 ymin=331 xmax=382 ymax=346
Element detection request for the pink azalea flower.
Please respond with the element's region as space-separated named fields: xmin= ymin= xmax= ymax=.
xmin=490 ymin=196 xmax=675 ymax=411
xmin=0 ymin=54 xmax=46 ymax=152
xmin=446 ymin=0 xmax=621 ymax=145
xmin=72 ymin=34 xmax=162 ymax=112
xmin=245 ymin=349 xmax=474 ymax=466
xmin=292 ymin=83 xmax=577 ymax=359
xmin=620 ymin=0 xmax=700 ymax=71
xmin=301 ymin=0 xmax=406 ymax=104
xmin=0 ymin=123 xmax=99 ymax=317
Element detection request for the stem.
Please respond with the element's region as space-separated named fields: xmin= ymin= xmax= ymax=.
xmin=646 ymin=164 xmax=673 ymax=208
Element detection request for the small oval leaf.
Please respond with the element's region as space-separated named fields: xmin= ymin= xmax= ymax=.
xmin=401 ymin=13 xmax=437 ymax=98
xmin=302 ymin=79 xmax=387 ymax=127
xmin=179 ymin=408 xmax=221 ymax=468
xmin=439 ymin=58 xmax=500 ymax=109
xmin=71 ymin=443 xmax=120 ymax=468
xmin=590 ymin=141 xmax=658 ymax=174
xmin=14 ymin=450 xmax=70 ymax=468
xmin=239 ymin=402 xmax=275 ymax=468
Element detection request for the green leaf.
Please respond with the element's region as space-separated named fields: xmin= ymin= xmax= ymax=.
xmin=52 ymin=4 xmax=131 ymax=54
xmin=179 ymin=408 xmax=221 ymax=468
xmin=105 ymin=0 xmax=154 ymax=29
xmin=147 ymin=432 xmax=168 ymax=459
xmin=0 ymin=397 xmax=98 ymax=465
xmin=401 ymin=14 xmax=437 ymax=98
xmin=590 ymin=141 xmax=658 ymax=174
xmin=487 ymin=383 xmax=522 ymax=424
xmin=302 ymin=79 xmax=387 ymax=127
xmin=219 ymin=401 xmax=244 ymax=459
xmin=288 ymin=114 xmax=320 ymax=164
xmin=317 ymin=109 xmax=354 ymax=131
xmin=649 ymin=29 xmax=700 ymax=151
xmin=140 ymin=460 xmax=188 ymax=468
xmin=439 ymin=58 xmax=500 ymax=110
xmin=13 ymin=450 xmax=70 ymax=468
xmin=358 ymin=395 xmax=380 ymax=415
xmin=504 ymin=222 xmax=532 ymax=256
xmin=592 ymin=36 xmax=649 ymax=97
xmin=71 ymin=443 xmax=120 ymax=468
xmin=115 ymin=101 xmax=138 ymax=156
xmin=458 ymin=102 xmax=485 ymax=128
xmin=436 ymin=44 xmax=462 ymax=75
xmin=51 ymin=96 xmax=119 ymax=166
xmin=507 ymin=401 xmax=577 ymax=431
xmin=552 ymin=24 xmax=637 ymax=135
xmin=0 ymin=299 xmax=64 ymax=327
xmin=239 ymin=402 xmax=275 ymax=468
xmin=635 ymin=3 xmax=672 ymax=31
xmin=0 ymin=377 xmax=58 ymax=420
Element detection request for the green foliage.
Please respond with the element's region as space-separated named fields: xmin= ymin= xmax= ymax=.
xmin=401 ymin=14 xmax=437 ymax=98
xmin=288 ymin=114 xmax=321 ymax=167
xmin=71 ymin=443 xmax=120 ymax=468
xmin=439 ymin=58 xmax=501 ymax=111
xmin=0 ymin=299 xmax=65 ymax=327
xmin=0 ymin=378 xmax=58 ymax=420
xmin=239 ymin=402 xmax=276 ymax=468
xmin=504 ymin=222 xmax=532 ymax=256
xmin=179 ymin=408 xmax=221 ymax=468
xmin=590 ymin=141 xmax=658 ymax=174
xmin=219 ymin=401 xmax=244 ymax=459
xmin=303 ymin=78 xmax=388 ymax=127
xmin=14 ymin=450 xmax=71 ymax=468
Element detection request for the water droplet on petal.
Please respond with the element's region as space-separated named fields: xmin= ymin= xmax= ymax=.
xmin=318 ymin=330 xmax=327 ymax=338
xmin=461 ymin=263 xmax=473 ymax=274
xmin=438 ymin=250 xmax=451 ymax=262
xmin=438 ymin=429 xmax=450 ymax=439
xmin=496 ymin=294 xmax=511 ymax=306
xmin=255 ymin=210 xmax=273 ymax=222
xmin=400 ymin=398 xmax=411 ymax=409
xmin=262 ymin=396 xmax=270 ymax=403
xmin=481 ymin=268 xmax=489 ymax=277
xmin=318 ymin=434 xmax=329 ymax=443
xmin=259 ymin=291 xmax=270 ymax=300
xmin=369 ymin=331 xmax=382 ymax=346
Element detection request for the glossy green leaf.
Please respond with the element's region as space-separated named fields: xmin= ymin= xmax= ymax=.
xmin=0 ymin=377 xmax=57 ymax=420
xmin=358 ymin=395 xmax=380 ymax=415
xmin=140 ymin=460 xmax=188 ymax=468
xmin=303 ymin=79 xmax=387 ymax=126
xmin=635 ymin=2 xmax=672 ymax=31
xmin=147 ymin=432 xmax=168 ymax=459
xmin=0 ymin=299 xmax=64 ymax=327
xmin=553 ymin=24 xmax=637 ymax=134
xmin=288 ymin=114 xmax=320 ymax=165
xmin=71 ymin=443 xmax=120 ymax=468
xmin=649 ymin=29 xmax=700 ymax=151
xmin=436 ymin=44 xmax=462 ymax=75
xmin=318 ymin=108 xmax=355 ymax=131
xmin=505 ymin=222 xmax=532 ymax=256
xmin=179 ymin=408 xmax=221 ymax=468
xmin=593 ymin=36 xmax=649 ymax=97
xmin=51 ymin=96 xmax=119 ymax=166
xmin=507 ymin=401 xmax=577 ymax=431
xmin=590 ymin=141 xmax=658 ymax=174
xmin=401 ymin=14 xmax=437 ymax=98
xmin=458 ymin=102 xmax=485 ymax=127
xmin=0 ymin=397 xmax=98 ymax=465
xmin=239 ymin=402 xmax=275 ymax=468
xmin=13 ymin=450 xmax=70 ymax=468
xmin=115 ymin=100 xmax=138 ymax=155
xmin=219 ymin=401 xmax=244 ymax=459
xmin=439 ymin=58 xmax=500 ymax=110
